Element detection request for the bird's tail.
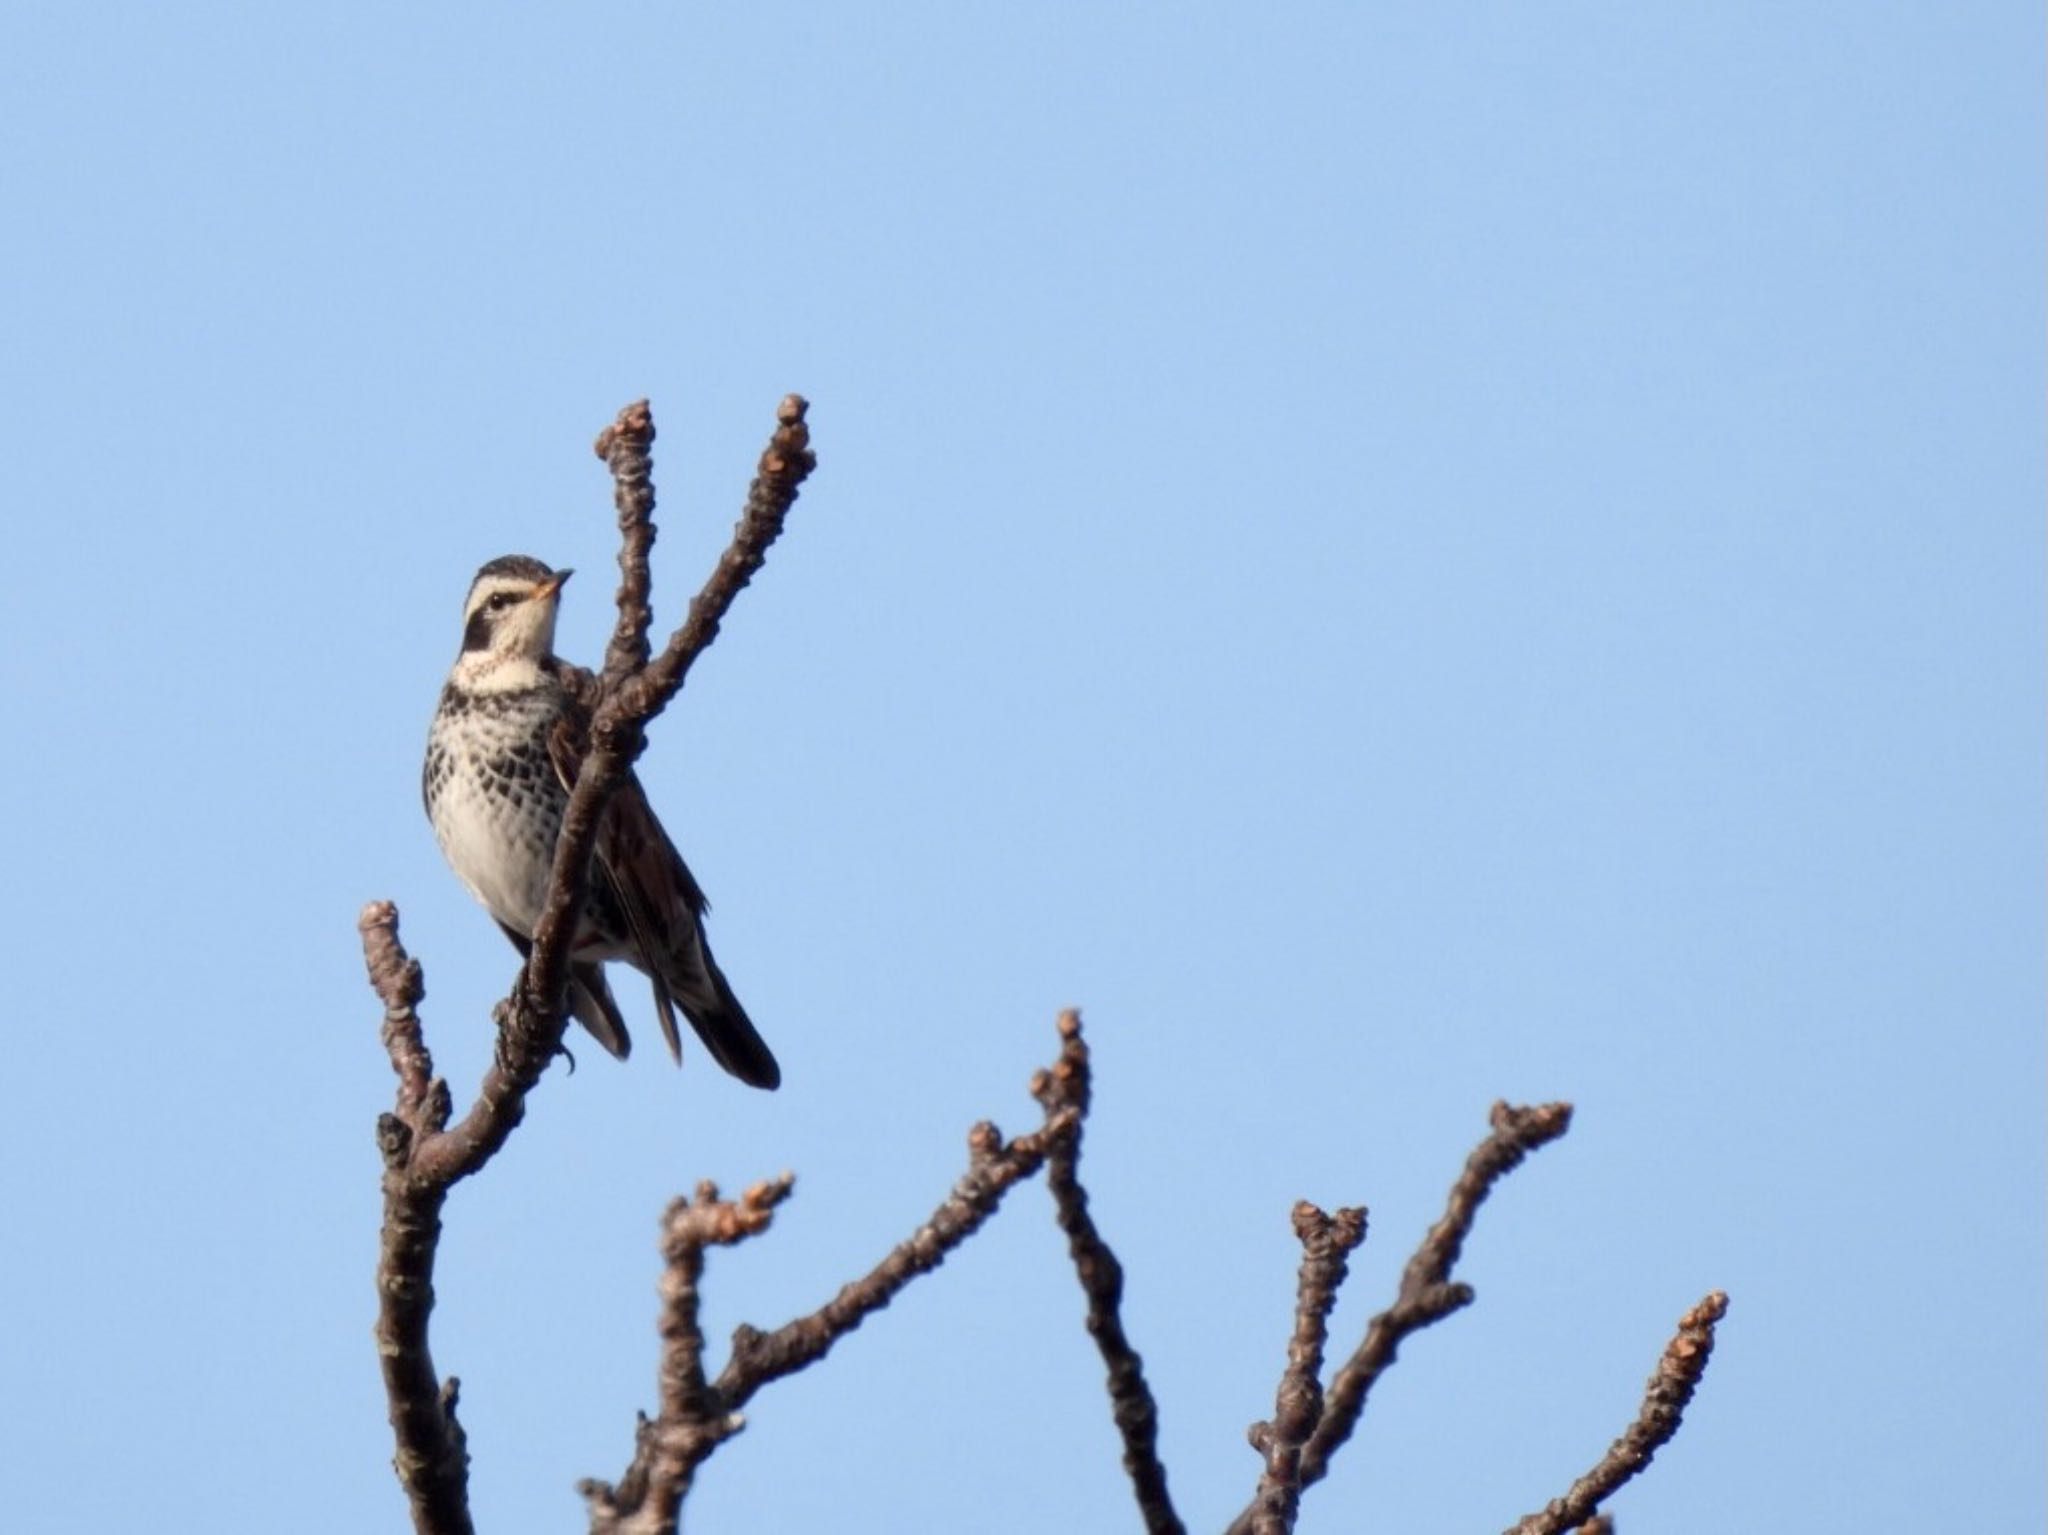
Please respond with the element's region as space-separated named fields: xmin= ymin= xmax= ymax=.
xmin=651 ymin=929 xmax=780 ymax=1090
xmin=569 ymin=963 xmax=632 ymax=1060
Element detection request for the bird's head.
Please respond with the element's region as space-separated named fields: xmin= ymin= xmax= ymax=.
xmin=451 ymin=555 xmax=571 ymax=688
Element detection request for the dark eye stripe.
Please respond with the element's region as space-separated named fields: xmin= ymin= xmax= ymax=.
xmin=461 ymin=587 xmax=529 ymax=649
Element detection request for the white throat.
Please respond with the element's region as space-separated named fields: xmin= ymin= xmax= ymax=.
xmin=449 ymin=650 xmax=551 ymax=693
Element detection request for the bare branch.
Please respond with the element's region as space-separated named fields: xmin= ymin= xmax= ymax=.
xmin=580 ymin=1177 xmax=797 ymax=1535
xmin=1503 ymin=1293 xmax=1729 ymax=1535
xmin=1305 ymin=1101 xmax=1571 ymax=1476
xmin=1032 ymin=1010 xmax=1184 ymax=1535
xmin=716 ymin=1110 xmax=1073 ymax=1402
xmin=360 ymin=395 xmax=1722 ymax=1532
xmin=1225 ymin=1100 xmax=1572 ymax=1535
xmin=360 ymin=904 xmax=471 ymax=1535
xmin=595 ymin=399 xmax=659 ymax=683
xmin=583 ymin=1018 xmax=1080 ymax=1533
xmin=659 ymin=1176 xmax=796 ymax=1407
xmin=1247 ymin=1203 xmax=1369 ymax=1535
xmin=618 ymin=394 xmax=814 ymax=724
xmin=361 ymin=900 xmax=443 ymax=1134
xmin=366 ymin=396 xmax=813 ymax=1534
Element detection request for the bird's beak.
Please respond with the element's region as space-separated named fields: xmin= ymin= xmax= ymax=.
xmin=532 ymin=569 xmax=572 ymax=601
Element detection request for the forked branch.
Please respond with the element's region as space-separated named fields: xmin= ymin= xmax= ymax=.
xmin=1224 ymin=1100 xmax=1573 ymax=1535
xmin=1248 ymin=1202 xmax=1368 ymax=1535
xmin=363 ymin=396 xmax=814 ymax=1535
xmin=580 ymin=1021 xmax=1085 ymax=1535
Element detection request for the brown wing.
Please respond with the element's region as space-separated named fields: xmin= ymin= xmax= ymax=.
xmin=592 ymin=774 xmax=704 ymax=1066
xmin=546 ymin=681 xmax=780 ymax=1089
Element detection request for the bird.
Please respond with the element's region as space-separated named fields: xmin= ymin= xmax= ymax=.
xmin=422 ymin=554 xmax=780 ymax=1089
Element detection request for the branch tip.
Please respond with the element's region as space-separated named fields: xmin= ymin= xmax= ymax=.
xmin=1504 ymin=1291 xmax=1729 ymax=1535
xmin=593 ymin=398 xmax=655 ymax=460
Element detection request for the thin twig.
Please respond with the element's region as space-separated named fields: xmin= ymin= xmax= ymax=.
xmin=1224 ymin=1100 xmax=1573 ymax=1535
xmin=1248 ymin=1203 xmax=1368 ymax=1535
xmin=1032 ymin=1010 xmax=1184 ymax=1535
xmin=619 ymin=394 xmax=814 ymax=722
xmin=361 ymin=900 xmax=442 ymax=1132
xmin=1503 ymin=1293 xmax=1728 ymax=1535
xmin=582 ymin=1176 xmax=798 ymax=1535
xmin=715 ymin=1111 xmax=1074 ymax=1402
xmin=595 ymin=400 xmax=658 ymax=682
xmin=1305 ymin=1100 xmax=1571 ymax=1478
xmin=581 ymin=1018 xmax=1080 ymax=1534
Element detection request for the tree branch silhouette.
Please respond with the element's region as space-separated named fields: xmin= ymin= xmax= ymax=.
xmin=1223 ymin=1099 xmax=1575 ymax=1535
xmin=1033 ymin=1010 xmax=1185 ymax=1535
xmin=1504 ymin=1292 xmax=1729 ymax=1535
xmin=1248 ymin=1202 xmax=1368 ymax=1535
xmin=363 ymin=396 xmax=813 ymax=1535
xmin=580 ymin=1079 xmax=1081 ymax=1532
xmin=359 ymin=396 xmax=1729 ymax=1535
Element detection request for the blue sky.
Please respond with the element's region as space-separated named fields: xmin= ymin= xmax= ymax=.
xmin=1 ymin=6 xmax=2040 ymax=1531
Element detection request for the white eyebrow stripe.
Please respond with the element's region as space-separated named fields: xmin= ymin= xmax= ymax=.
xmin=463 ymin=577 xmax=534 ymax=621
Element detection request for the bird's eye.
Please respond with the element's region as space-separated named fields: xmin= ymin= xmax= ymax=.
xmin=486 ymin=592 xmax=518 ymax=612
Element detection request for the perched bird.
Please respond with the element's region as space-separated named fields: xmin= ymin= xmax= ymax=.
xmin=422 ymin=554 xmax=780 ymax=1089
